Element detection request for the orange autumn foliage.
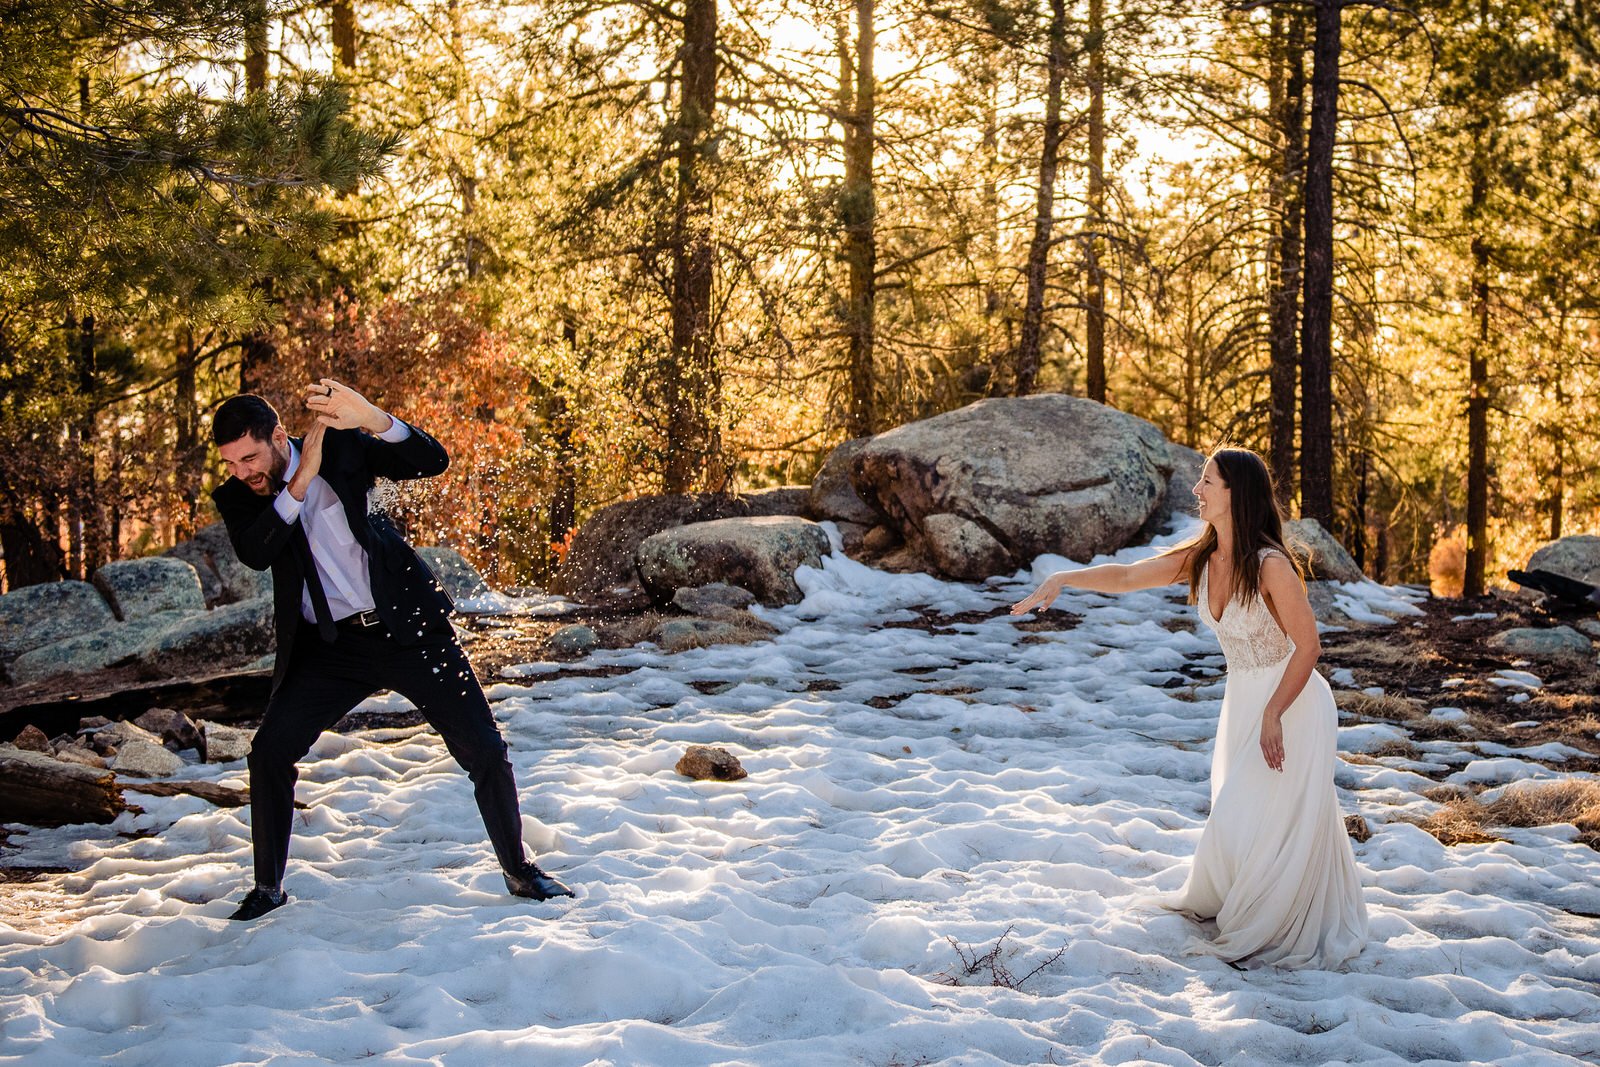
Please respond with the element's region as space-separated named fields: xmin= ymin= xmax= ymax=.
xmin=256 ymin=290 xmax=537 ymax=581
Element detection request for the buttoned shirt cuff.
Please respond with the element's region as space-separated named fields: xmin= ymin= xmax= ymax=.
xmin=273 ymin=487 xmax=304 ymax=523
xmin=376 ymin=414 xmax=412 ymax=442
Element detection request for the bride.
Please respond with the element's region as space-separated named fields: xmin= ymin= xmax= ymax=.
xmin=1010 ymin=446 xmax=1368 ymax=969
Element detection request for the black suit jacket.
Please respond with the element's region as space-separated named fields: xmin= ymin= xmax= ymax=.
xmin=212 ymin=422 xmax=456 ymax=694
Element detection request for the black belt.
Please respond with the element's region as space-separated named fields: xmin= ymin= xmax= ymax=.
xmin=336 ymin=609 xmax=384 ymax=631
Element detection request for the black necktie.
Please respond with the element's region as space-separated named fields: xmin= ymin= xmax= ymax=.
xmin=278 ymin=480 xmax=338 ymax=642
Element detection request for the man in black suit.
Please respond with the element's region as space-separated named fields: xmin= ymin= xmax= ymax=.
xmin=211 ymin=380 xmax=572 ymax=920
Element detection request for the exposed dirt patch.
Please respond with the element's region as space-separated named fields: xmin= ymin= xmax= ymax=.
xmin=1321 ymin=592 xmax=1600 ymax=773
xmin=1322 ymin=592 xmax=1600 ymax=849
xmin=882 ymin=606 xmax=1083 ymax=635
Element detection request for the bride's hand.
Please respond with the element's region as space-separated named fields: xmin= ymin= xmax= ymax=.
xmin=1260 ymin=714 xmax=1285 ymax=772
xmin=1009 ymin=576 xmax=1060 ymax=616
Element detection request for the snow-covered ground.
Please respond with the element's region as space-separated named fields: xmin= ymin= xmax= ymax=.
xmin=4 ymin=529 xmax=1599 ymax=1066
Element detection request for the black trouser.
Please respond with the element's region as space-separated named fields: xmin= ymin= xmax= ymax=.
xmin=246 ymin=620 xmax=528 ymax=889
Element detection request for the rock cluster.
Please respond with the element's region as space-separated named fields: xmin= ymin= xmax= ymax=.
xmin=1 ymin=708 xmax=257 ymax=826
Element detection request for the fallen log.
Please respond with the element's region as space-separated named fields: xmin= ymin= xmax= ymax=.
xmin=121 ymin=780 xmax=253 ymax=808
xmin=1507 ymin=568 xmax=1600 ymax=608
xmin=0 ymin=666 xmax=272 ymax=743
xmin=0 ymin=744 xmax=127 ymax=826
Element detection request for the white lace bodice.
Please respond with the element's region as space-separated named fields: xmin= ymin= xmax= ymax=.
xmin=1197 ymin=547 xmax=1295 ymax=671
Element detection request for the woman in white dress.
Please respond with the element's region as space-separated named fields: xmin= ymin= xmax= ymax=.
xmin=1010 ymin=447 xmax=1368 ymax=969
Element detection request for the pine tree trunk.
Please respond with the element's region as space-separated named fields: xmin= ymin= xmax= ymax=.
xmin=1013 ymin=0 xmax=1067 ymax=396
xmin=0 ymin=515 xmax=64 ymax=590
xmin=1084 ymin=0 xmax=1107 ymax=403
xmin=175 ymin=328 xmax=200 ymax=541
xmin=1465 ymin=137 xmax=1490 ymax=598
xmin=68 ymin=74 xmax=100 ymax=577
xmin=548 ymin=318 xmax=580 ymax=579
xmin=448 ymin=0 xmax=479 ymax=279
xmin=1298 ymin=0 xmax=1340 ymax=529
xmin=242 ymin=9 xmax=273 ymax=390
xmin=841 ymin=0 xmax=876 ymax=439
xmin=663 ymin=0 xmax=720 ymax=493
xmin=1269 ymin=6 xmax=1305 ymax=506
xmin=77 ymin=313 xmax=101 ymax=574
xmin=331 ymin=0 xmax=357 ymax=69
xmin=245 ymin=0 xmax=268 ymax=93
xmin=981 ymin=67 xmax=1001 ymax=387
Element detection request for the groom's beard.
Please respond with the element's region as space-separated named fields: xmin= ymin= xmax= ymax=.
xmin=245 ymin=445 xmax=291 ymax=496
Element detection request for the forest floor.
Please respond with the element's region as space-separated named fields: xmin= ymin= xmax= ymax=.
xmin=3 ymin=538 xmax=1598 ymax=1063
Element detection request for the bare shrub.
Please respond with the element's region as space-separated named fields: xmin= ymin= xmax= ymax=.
xmin=934 ymin=925 xmax=1066 ymax=991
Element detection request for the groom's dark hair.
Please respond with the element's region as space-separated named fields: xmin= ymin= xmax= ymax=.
xmin=212 ymin=394 xmax=281 ymax=447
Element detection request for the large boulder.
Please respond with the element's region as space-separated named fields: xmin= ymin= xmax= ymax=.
xmin=636 ymin=516 xmax=831 ymax=606
xmin=136 ymin=596 xmax=275 ymax=679
xmin=555 ymin=491 xmax=814 ymax=602
xmin=8 ymin=610 xmax=193 ymax=686
xmin=415 ymin=546 xmax=491 ymax=603
xmin=743 ymin=486 xmax=811 ymax=517
xmin=921 ymin=514 xmax=1010 ymax=580
xmin=1526 ymin=535 xmax=1600 ymax=587
xmin=850 ymin=396 xmax=1177 ymax=579
xmin=165 ymin=522 xmax=271 ymax=607
xmin=91 ymin=557 xmax=205 ymax=620
xmin=1285 ymin=518 xmax=1365 ymax=583
xmin=809 ymin=438 xmax=882 ymax=525
xmin=1137 ymin=441 xmax=1207 ymax=540
xmin=0 ymin=581 xmax=116 ymax=671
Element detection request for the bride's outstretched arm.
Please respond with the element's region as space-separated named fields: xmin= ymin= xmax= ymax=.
xmin=1008 ymin=547 xmax=1192 ymax=616
xmin=1257 ymin=554 xmax=1324 ymax=772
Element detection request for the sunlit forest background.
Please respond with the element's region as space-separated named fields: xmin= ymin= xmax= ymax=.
xmin=5 ymin=0 xmax=1599 ymax=597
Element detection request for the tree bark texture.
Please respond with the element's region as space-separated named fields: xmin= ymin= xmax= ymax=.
xmin=1085 ymin=0 xmax=1107 ymax=403
xmin=1465 ymin=138 xmax=1490 ymax=598
xmin=664 ymin=0 xmax=720 ymax=493
xmin=841 ymin=0 xmax=877 ymax=438
xmin=175 ymin=328 xmax=200 ymax=540
xmin=1298 ymin=0 xmax=1340 ymax=529
xmin=1013 ymin=0 xmax=1067 ymax=397
xmin=0 ymin=747 xmax=126 ymax=827
xmin=245 ymin=0 xmax=269 ymax=93
xmin=331 ymin=0 xmax=357 ymax=69
xmin=1269 ymin=6 xmax=1306 ymax=507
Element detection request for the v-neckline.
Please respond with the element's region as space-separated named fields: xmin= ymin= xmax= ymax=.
xmin=1205 ymin=558 xmax=1232 ymax=623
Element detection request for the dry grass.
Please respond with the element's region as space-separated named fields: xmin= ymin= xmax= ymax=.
xmin=1334 ymin=690 xmax=1428 ymax=722
xmin=1485 ymin=779 xmax=1600 ymax=842
xmin=1406 ymin=779 xmax=1600 ymax=849
xmin=1408 ymin=799 xmax=1502 ymax=846
xmin=1368 ymin=739 xmax=1422 ymax=761
xmin=1328 ymin=638 xmax=1424 ymax=671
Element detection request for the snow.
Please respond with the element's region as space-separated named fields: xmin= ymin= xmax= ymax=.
xmin=3 ymin=528 xmax=1598 ymax=1065
xmin=1491 ymin=670 xmax=1545 ymax=691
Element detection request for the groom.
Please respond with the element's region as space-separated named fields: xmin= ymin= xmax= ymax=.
xmin=210 ymin=380 xmax=573 ymax=920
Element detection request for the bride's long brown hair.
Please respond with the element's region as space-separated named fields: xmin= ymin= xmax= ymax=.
xmin=1176 ymin=446 xmax=1304 ymax=608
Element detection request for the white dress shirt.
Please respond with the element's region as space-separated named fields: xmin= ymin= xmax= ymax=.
xmin=272 ymin=416 xmax=412 ymax=624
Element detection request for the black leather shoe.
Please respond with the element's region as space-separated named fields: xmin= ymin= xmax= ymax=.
xmin=504 ymin=864 xmax=574 ymax=901
xmin=229 ymin=886 xmax=288 ymax=921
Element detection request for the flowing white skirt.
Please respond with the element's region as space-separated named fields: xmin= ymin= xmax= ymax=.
xmin=1167 ymin=660 xmax=1368 ymax=969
